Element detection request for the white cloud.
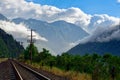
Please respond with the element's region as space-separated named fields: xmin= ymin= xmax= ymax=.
xmin=0 ymin=20 xmax=48 ymax=41
xmin=76 ymin=25 xmax=120 ymax=44
xmin=0 ymin=1 xmax=119 ymax=32
xmin=0 ymin=0 xmax=119 ymax=34
xmin=86 ymin=14 xmax=119 ymax=33
xmin=90 ymin=26 xmax=120 ymax=42
xmin=0 ymin=0 xmax=90 ymax=28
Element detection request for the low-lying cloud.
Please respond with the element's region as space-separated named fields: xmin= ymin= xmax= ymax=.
xmin=73 ymin=25 xmax=120 ymax=45
xmin=86 ymin=14 xmax=119 ymax=33
xmin=0 ymin=20 xmax=48 ymax=42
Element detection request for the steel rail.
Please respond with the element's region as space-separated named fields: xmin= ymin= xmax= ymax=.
xmin=13 ymin=60 xmax=51 ymax=80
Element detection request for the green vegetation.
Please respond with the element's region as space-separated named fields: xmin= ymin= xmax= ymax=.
xmin=0 ymin=37 xmax=9 ymax=57
xmin=24 ymin=43 xmax=38 ymax=60
xmin=22 ymin=44 xmax=120 ymax=80
xmin=0 ymin=29 xmax=24 ymax=58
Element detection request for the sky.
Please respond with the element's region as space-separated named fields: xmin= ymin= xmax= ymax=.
xmin=0 ymin=0 xmax=120 ymax=33
xmin=0 ymin=0 xmax=120 ymax=55
xmin=26 ymin=0 xmax=120 ymax=17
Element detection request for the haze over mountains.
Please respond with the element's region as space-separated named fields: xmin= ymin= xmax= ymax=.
xmin=13 ymin=17 xmax=89 ymax=54
xmin=0 ymin=13 xmax=88 ymax=55
xmin=0 ymin=12 xmax=120 ymax=55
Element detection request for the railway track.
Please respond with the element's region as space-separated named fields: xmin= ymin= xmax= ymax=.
xmin=10 ymin=60 xmax=51 ymax=80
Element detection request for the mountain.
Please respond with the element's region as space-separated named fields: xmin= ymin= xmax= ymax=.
xmin=0 ymin=13 xmax=8 ymax=21
xmin=12 ymin=18 xmax=89 ymax=54
xmin=68 ymin=40 xmax=120 ymax=55
xmin=68 ymin=26 xmax=120 ymax=55
xmin=0 ymin=28 xmax=24 ymax=57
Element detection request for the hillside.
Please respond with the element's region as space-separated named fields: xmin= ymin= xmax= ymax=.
xmin=0 ymin=13 xmax=8 ymax=21
xmin=0 ymin=28 xmax=24 ymax=57
xmin=68 ymin=40 xmax=120 ymax=55
xmin=68 ymin=25 xmax=120 ymax=55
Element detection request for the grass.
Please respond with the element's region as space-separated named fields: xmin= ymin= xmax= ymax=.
xmin=0 ymin=58 xmax=8 ymax=63
xmin=24 ymin=61 xmax=91 ymax=80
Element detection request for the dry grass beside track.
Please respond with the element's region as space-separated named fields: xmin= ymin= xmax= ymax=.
xmin=25 ymin=61 xmax=91 ymax=80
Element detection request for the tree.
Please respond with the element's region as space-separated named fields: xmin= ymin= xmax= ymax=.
xmin=24 ymin=43 xmax=38 ymax=60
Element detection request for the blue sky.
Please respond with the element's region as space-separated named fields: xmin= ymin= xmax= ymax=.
xmin=26 ymin=0 xmax=120 ymax=17
xmin=0 ymin=0 xmax=119 ymax=55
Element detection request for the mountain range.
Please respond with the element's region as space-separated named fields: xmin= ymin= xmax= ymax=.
xmin=0 ymin=13 xmax=89 ymax=55
xmin=1 ymin=13 xmax=120 ymax=55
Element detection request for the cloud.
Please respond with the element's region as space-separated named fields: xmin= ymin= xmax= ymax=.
xmin=0 ymin=20 xmax=48 ymax=42
xmin=76 ymin=25 xmax=120 ymax=44
xmin=90 ymin=25 xmax=120 ymax=42
xmin=86 ymin=14 xmax=119 ymax=33
xmin=0 ymin=0 xmax=90 ymax=28
xmin=0 ymin=0 xmax=119 ymax=34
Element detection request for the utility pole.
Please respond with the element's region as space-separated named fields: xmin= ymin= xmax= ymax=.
xmin=19 ymin=41 xmax=23 ymax=56
xmin=27 ymin=29 xmax=36 ymax=62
